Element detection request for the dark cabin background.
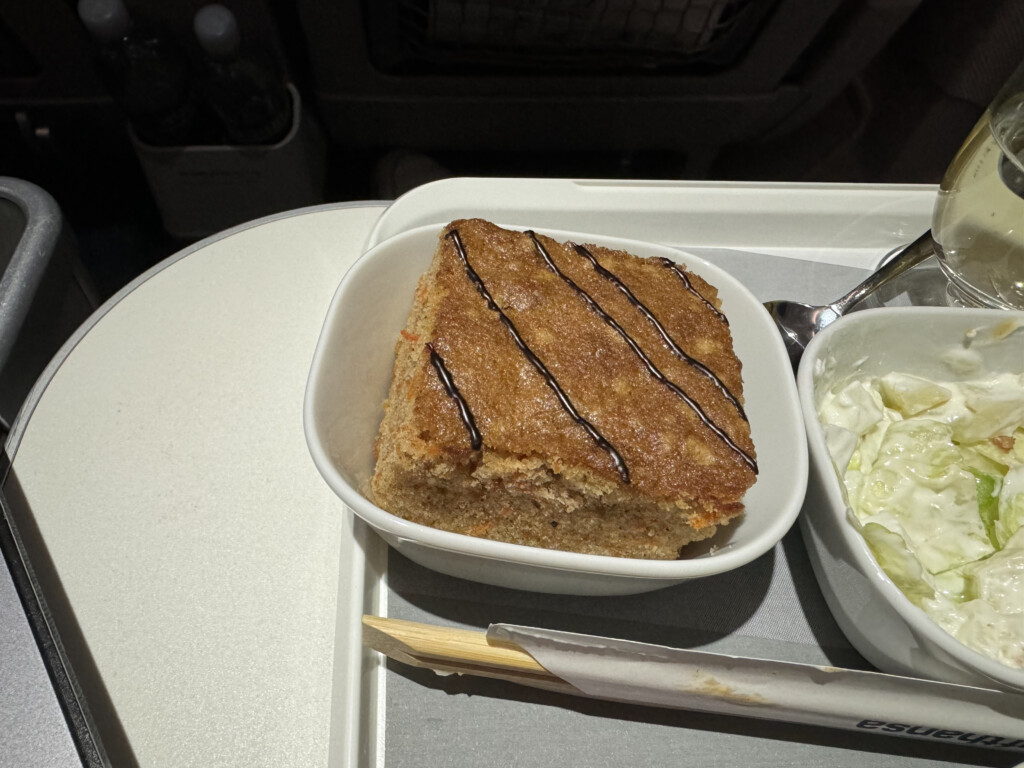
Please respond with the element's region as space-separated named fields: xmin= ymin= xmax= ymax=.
xmin=2 ymin=0 xmax=1023 ymax=298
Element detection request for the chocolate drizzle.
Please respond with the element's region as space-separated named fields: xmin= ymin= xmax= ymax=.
xmin=532 ymin=234 xmax=757 ymax=475
xmin=446 ymin=228 xmax=630 ymax=483
xmin=659 ymin=257 xmax=729 ymax=325
xmin=574 ymin=245 xmax=748 ymax=423
xmin=426 ymin=342 xmax=482 ymax=450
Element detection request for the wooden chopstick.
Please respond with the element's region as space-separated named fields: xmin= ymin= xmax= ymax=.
xmin=362 ymin=617 xmax=1024 ymax=750
xmin=361 ymin=615 xmax=580 ymax=695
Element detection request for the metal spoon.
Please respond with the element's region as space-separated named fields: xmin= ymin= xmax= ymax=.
xmin=764 ymin=230 xmax=936 ymax=369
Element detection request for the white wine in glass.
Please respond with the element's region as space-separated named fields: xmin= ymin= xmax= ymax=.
xmin=932 ymin=72 xmax=1024 ymax=310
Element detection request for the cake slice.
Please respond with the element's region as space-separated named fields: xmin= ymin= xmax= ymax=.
xmin=370 ymin=219 xmax=757 ymax=559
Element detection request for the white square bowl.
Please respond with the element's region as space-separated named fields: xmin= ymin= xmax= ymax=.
xmin=798 ymin=306 xmax=1024 ymax=692
xmin=304 ymin=223 xmax=807 ymax=595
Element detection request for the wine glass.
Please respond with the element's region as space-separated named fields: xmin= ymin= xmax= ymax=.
xmin=932 ymin=59 xmax=1024 ymax=310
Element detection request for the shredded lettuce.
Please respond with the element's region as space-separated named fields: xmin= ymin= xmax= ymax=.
xmin=818 ymin=371 xmax=1024 ymax=670
xmin=996 ymin=467 xmax=1024 ymax=549
xmin=878 ymin=373 xmax=952 ymax=416
xmin=850 ymin=419 xmax=994 ymax=573
xmin=968 ymin=468 xmax=1002 ymax=548
xmin=859 ymin=521 xmax=935 ymax=603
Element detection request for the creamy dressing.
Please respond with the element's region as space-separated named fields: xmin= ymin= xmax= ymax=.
xmin=819 ymin=372 xmax=1024 ymax=670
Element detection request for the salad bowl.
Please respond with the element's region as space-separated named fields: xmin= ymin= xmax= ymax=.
xmin=797 ymin=306 xmax=1024 ymax=693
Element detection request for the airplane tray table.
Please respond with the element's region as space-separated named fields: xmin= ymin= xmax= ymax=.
xmin=3 ymin=179 xmax=1018 ymax=768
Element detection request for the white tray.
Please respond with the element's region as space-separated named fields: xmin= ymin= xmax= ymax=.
xmin=355 ymin=179 xmax=1012 ymax=768
xmin=367 ymin=178 xmax=935 ymax=267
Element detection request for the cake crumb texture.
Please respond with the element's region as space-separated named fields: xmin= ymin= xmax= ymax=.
xmin=370 ymin=219 xmax=757 ymax=559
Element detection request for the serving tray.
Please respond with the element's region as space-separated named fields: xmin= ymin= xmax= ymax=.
xmin=361 ymin=179 xmax=1015 ymax=768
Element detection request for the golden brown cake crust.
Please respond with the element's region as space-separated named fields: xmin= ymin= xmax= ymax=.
xmin=370 ymin=219 xmax=757 ymax=558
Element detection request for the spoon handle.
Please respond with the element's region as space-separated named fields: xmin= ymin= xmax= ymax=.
xmin=830 ymin=230 xmax=935 ymax=315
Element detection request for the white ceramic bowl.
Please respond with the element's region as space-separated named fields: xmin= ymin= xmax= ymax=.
xmin=304 ymin=223 xmax=807 ymax=595
xmin=798 ymin=306 xmax=1024 ymax=692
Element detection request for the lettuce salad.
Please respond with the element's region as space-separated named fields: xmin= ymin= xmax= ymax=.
xmin=819 ymin=372 xmax=1024 ymax=670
